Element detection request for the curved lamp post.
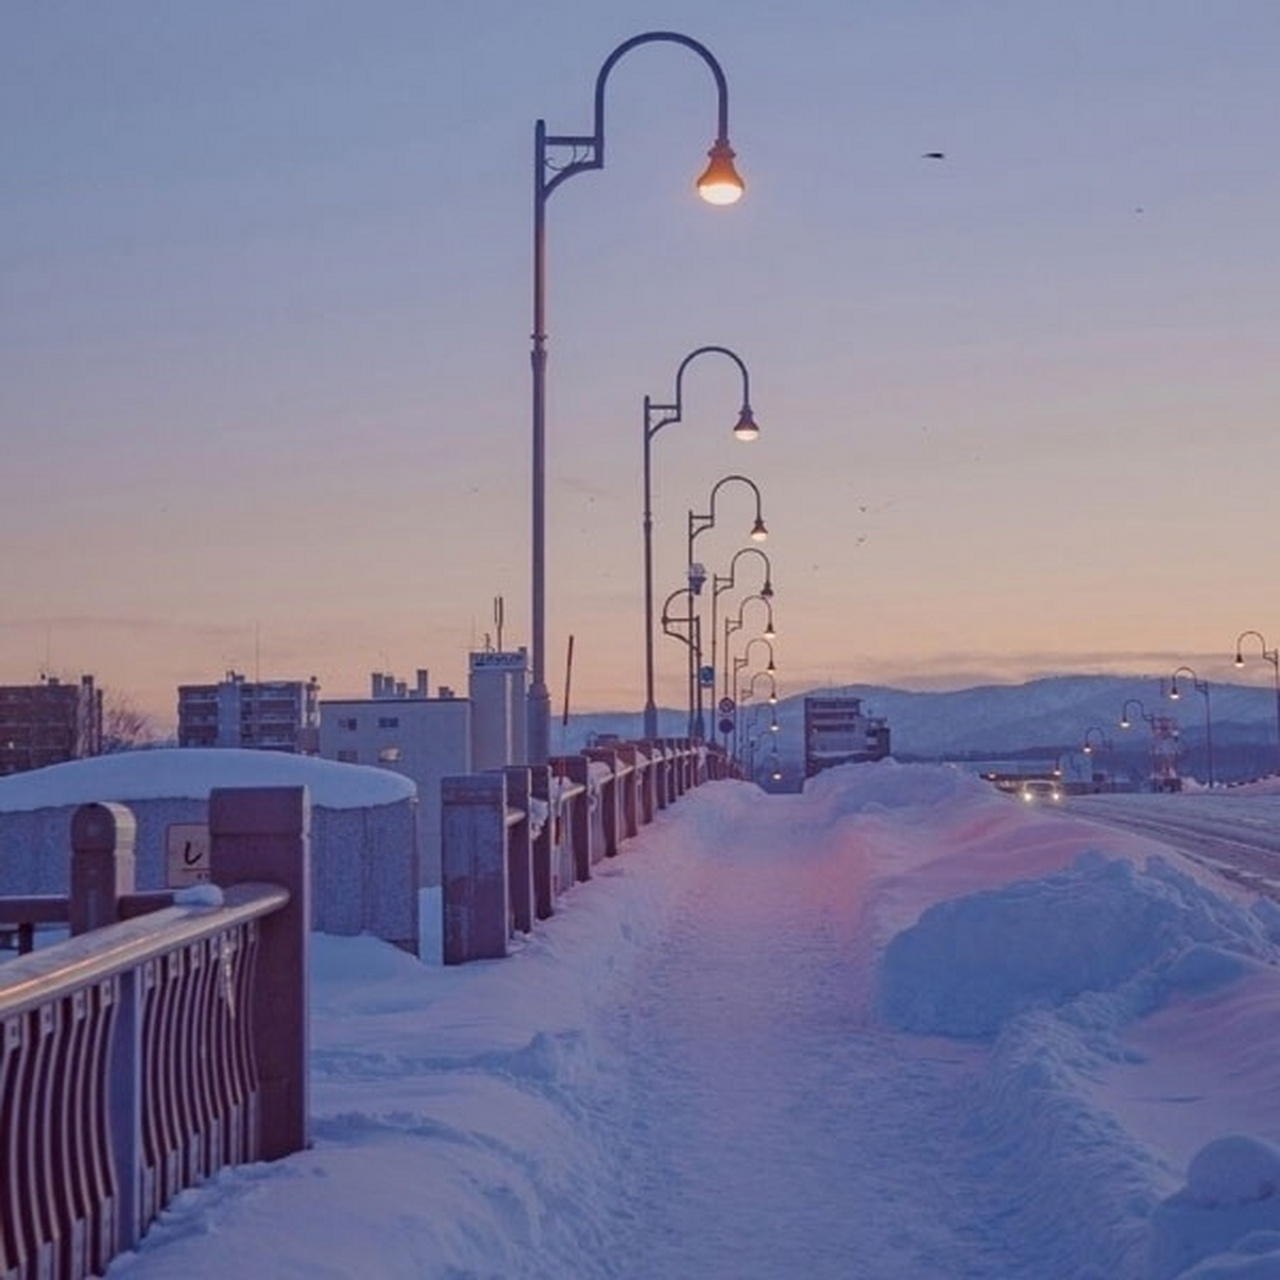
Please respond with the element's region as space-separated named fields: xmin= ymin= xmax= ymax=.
xmin=529 ymin=32 xmax=745 ymax=763
xmin=732 ymin=637 xmax=777 ymax=709
xmin=687 ymin=475 xmax=768 ymax=737
xmin=1081 ymin=724 xmax=1111 ymax=792
xmin=719 ymin=593 xmax=776 ymax=748
xmin=1119 ymin=698 xmax=1154 ymax=731
xmin=659 ymin=587 xmax=700 ymax=738
xmin=745 ymin=670 xmax=779 ymax=706
xmin=712 ymin=545 xmax=773 ymax=699
xmin=1170 ymin=665 xmax=1215 ymax=788
xmin=642 ymin=345 xmax=757 ymax=737
xmin=1234 ymin=630 xmax=1280 ymax=774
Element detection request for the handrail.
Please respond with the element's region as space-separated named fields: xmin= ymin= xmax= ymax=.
xmin=0 ymin=883 xmax=288 ymax=1018
xmin=0 ymin=895 xmax=70 ymax=926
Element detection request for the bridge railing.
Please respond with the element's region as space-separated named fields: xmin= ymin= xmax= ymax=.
xmin=441 ymin=738 xmax=730 ymax=964
xmin=0 ymin=785 xmax=310 ymax=1280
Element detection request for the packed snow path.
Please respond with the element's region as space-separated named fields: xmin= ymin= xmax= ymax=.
xmin=583 ymin=787 xmax=1032 ymax=1279
xmin=504 ymin=784 xmax=1000 ymax=1277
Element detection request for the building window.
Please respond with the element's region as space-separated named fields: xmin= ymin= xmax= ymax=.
xmin=338 ymin=717 xmax=358 ymax=731
xmin=377 ymin=716 xmax=399 ymax=729
xmin=377 ymin=746 xmax=402 ymax=763
xmin=336 ymin=749 xmax=358 ymax=763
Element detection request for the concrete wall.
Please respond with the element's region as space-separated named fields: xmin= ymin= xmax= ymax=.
xmin=0 ymin=793 xmax=419 ymax=953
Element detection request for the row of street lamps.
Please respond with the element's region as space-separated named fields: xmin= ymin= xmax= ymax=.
xmin=1082 ymin=630 xmax=1280 ymax=789
xmin=527 ymin=30 xmax=773 ymax=763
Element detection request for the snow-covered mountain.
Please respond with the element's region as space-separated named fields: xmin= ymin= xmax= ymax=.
xmin=560 ymin=675 xmax=1280 ymax=781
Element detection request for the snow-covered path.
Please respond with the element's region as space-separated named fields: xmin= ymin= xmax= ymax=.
xmin=583 ymin=791 xmax=1017 ymax=1278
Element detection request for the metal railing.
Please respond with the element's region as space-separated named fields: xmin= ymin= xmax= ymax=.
xmin=0 ymin=785 xmax=310 ymax=1280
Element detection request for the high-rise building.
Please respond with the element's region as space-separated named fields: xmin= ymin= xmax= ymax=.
xmin=177 ymin=671 xmax=320 ymax=754
xmin=0 ymin=675 xmax=102 ymax=776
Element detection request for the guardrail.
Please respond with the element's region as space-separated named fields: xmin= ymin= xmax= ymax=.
xmin=0 ymin=785 xmax=310 ymax=1280
xmin=441 ymin=738 xmax=731 ymax=964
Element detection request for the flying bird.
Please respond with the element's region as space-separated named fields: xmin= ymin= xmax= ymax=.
xmin=922 ymin=151 xmax=946 ymax=160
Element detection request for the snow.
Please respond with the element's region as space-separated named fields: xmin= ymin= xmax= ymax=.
xmin=81 ymin=759 xmax=1280 ymax=1279
xmin=0 ymin=748 xmax=416 ymax=813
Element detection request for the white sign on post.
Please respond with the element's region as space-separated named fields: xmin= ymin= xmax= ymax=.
xmin=166 ymin=823 xmax=211 ymax=887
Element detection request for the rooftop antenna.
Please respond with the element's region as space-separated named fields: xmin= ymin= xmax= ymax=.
xmin=254 ymin=621 xmax=261 ymax=684
xmin=494 ymin=596 xmax=505 ymax=652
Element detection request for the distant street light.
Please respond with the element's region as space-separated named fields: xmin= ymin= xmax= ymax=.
xmin=745 ymin=670 xmax=779 ymax=706
xmin=1233 ymin=630 xmax=1280 ymax=775
xmin=642 ymin=346 xmax=758 ymax=738
xmin=1169 ymin=665 xmax=1215 ymax=788
xmin=687 ymin=475 xmax=769 ymax=738
xmin=719 ymin=593 xmax=777 ymax=749
xmin=1081 ymin=724 xmax=1112 ymax=792
xmin=528 ymin=32 xmax=745 ymax=764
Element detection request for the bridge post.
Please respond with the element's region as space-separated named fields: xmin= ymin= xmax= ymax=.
xmin=504 ymin=766 xmax=534 ymax=934
xmin=69 ymin=802 xmax=137 ymax=936
xmin=441 ymin=773 xmax=510 ymax=963
xmin=208 ymin=785 xmax=311 ymax=1162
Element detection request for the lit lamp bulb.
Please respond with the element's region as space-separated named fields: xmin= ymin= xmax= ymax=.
xmin=733 ymin=405 xmax=760 ymax=442
xmin=696 ymin=140 xmax=745 ymax=205
xmin=1170 ymin=685 xmax=1181 ymax=700
xmin=750 ymin=517 xmax=768 ymax=543
xmin=1235 ymin=653 xmax=1245 ymax=668
xmin=764 ymin=622 xmax=777 ymax=641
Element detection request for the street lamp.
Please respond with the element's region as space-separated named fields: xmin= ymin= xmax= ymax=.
xmin=1234 ymin=630 xmax=1280 ymax=774
xmin=712 ymin=545 xmax=773 ymax=699
xmin=1081 ymin=725 xmax=1111 ymax=792
xmin=660 ymin=587 xmax=700 ymax=738
xmin=1119 ymin=698 xmax=1154 ymax=731
xmin=745 ymin=670 xmax=779 ymax=706
xmin=719 ymin=593 xmax=776 ymax=748
xmin=1169 ymin=665 xmax=1215 ymax=788
xmin=642 ymin=345 xmax=758 ymax=738
xmin=687 ymin=475 xmax=769 ymax=738
xmin=529 ymin=32 xmax=745 ymax=764
xmin=732 ymin=637 xmax=778 ymax=706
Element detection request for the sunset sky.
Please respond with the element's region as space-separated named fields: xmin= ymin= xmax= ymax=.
xmin=4 ymin=1 xmax=1279 ymax=731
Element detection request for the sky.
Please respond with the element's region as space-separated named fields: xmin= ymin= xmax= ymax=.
xmin=26 ymin=757 xmax=1272 ymax=1278
xmin=4 ymin=2 xmax=1280 ymax=733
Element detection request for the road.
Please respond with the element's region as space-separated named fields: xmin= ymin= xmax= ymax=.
xmin=1066 ymin=790 xmax=1280 ymax=900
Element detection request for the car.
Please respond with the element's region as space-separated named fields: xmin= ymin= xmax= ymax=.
xmin=1019 ymin=779 xmax=1063 ymax=804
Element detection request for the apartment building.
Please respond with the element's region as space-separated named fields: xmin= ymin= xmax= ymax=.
xmin=319 ymin=670 xmax=471 ymax=887
xmin=177 ymin=671 xmax=320 ymax=754
xmin=0 ymin=675 xmax=102 ymax=776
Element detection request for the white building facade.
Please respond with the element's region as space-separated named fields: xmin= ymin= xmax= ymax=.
xmin=319 ymin=671 xmax=471 ymax=887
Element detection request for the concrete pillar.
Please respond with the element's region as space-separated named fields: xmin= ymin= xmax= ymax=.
xmin=530 ymin=765 xmax=554 ymax=919
xmin=69 ymin=802 xmax=137 ymax=936
xmin=585 ymin=750 xmax=621 ymax=856
xmin=564 ymin=757 xmax=592 ymax=882
xmin=441 ymin=773 xmax=509 ymax=963
xmin=208 ymin=785 xmax=311 ymax=1161
xmin=504 ymin=767 xmax=534 ymax=934
xmin=614 ymin=745 xmax=640 ymax=839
